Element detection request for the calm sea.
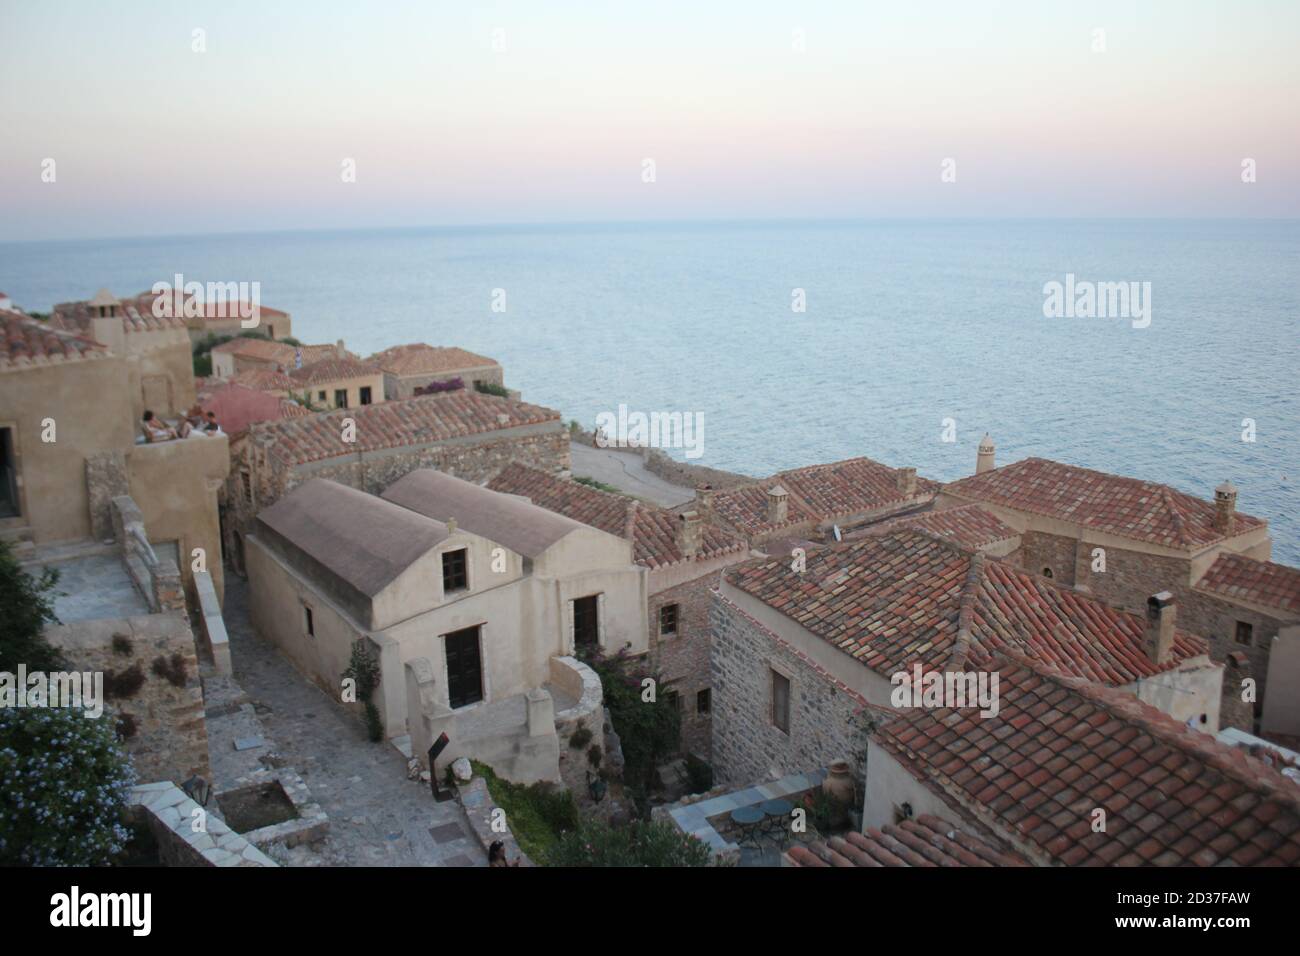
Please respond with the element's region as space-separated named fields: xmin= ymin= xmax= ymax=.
xmin=2 ymin=220 xmax=1297 ymax=562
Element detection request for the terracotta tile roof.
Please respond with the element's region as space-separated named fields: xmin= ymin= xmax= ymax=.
xmin=487 ymin=462 xmax=745 ymax=569
xmin=1196 ymin=553 xmax=1300 ymax=616
xmin=369 ymin=344 xmax=499 ymax=376
xmin=50 ymin=292 xmax=187 ymax=335
xmin=712 ymin=457 xmax=938 ymax=537
xmin=943 ymin=457 xmax=1265 ymax=549
xmin=785 ymin=815 xmax=1029 ymax=867
xmin=873 ymin=651 xmax=1300 ymax=866
xmin=287 ymin=357 xmax=380 ymax=387
xmin=133 ymin=289 xmax=288 ymax=321
xmin=210 ymin=337 xmax=296 ymax=361
xmin=850 ymin=504 xmax=1020 ymax=550
xmin=724 ymin=529 xmax=1207 ymax=685
xmin=250 ymin=391 xmax=561 ymax=467
xmin=197 ymin=382 xmax=308 ymax=438
xmin=229 ymin=368 xmax=295 ymax=392
xmin=0 ymin=309 xmax=110 ymax=370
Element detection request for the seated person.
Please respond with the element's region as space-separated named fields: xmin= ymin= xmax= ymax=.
xmin=203 ymin=411 xmax=223 ymax=434
xmin=142 ymin=410 xmax=175 ymax=442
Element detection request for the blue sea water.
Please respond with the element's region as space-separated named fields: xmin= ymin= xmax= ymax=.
xmin=2 ymin=219 xmax=1297 ymax=562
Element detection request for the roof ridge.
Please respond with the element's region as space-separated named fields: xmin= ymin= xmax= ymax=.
xmin=1158 ymin=484 xmax=1190 ymax=545
xmin=946 ymin=552 xmax=986 ymax=671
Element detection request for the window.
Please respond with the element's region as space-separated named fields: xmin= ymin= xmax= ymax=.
xmin=771 ymin=670 xmax=790 ymax=733
xmin=241 ymin=469 xmax=252 ymax=503
xmin=442 ymin=548 xmax=468 ymax=594
xmin=334 ymin=389 xmax=348 ymax=409
xmin=664 ymin=689 xmax=681 ymax=713
xmin=659 ymin=603 xmax=679 ymax=636
xmin=0 ymin=427 xmax=19 ymax=518
xmin=444 ymin=626 xmax=483 ymax=708
xmin=360 ymin=386 xmax=372 ymax=405
xmin=1235 ymin=621 xmax=1254 ymax=646
xmin=696 ymin=688 xmax=711 ymax=714
xmin=318 ymin=390 xmax=326 ymax=402
xmin=1041 ymin=567 xmax=1054 ymax=579
xmin=573 ymin=595 xmax=599 ymax=649
xmin=303 ymin=605 xmax=314 ymax=637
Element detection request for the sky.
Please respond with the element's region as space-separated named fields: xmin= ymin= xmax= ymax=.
xmin=1 ymin=0 xmax=1297 ymax=241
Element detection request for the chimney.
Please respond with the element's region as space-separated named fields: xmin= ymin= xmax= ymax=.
xmin=695 ymin=485 xmax=715 ymax=518
xmin=977 ymin=434 xmax=996 ymax=474
xmin=446 ymin=517 xmax=458 ymax=534
xmin=1145 ymin=591 xmax=1176 ymax=665
xmin=1214 ymin=480 xmax=1237 ymax=536
xmin=766 ymin=485 xmax=789 ymax=525
xmin=336 ymin=339 xmax=346 ymax=359
xmin=896 ymin=467 xmax=917 ymax=496
xmin=678 ymin=510 xmax=701 ymax=557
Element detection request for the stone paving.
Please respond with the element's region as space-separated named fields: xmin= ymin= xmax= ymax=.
xmin=217 ymin=575 xmax=485 ymax=867
xmin=569 ymin=441 xmax=695 ymax=508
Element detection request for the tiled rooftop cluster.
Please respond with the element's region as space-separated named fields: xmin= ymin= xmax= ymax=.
xmin=849 ymin=503 xmax=1019 ymax=550
xmin=50 ymin=289 xmax=188 ymax=335
xmin=287 ymin=356 xmax=379 ymax=387
xmin=212 ymin=338 xmax=342 ymax=366
xmin=0 ymin=309 xmax=109 ymax=370
xmin=368 ymin=343 xmax=499 ymax=376
xmin=725 ymin=528 xmax=1207 ymax=685
xmin=785 ymin=814 xmax=1029 ymax=867
xmin=943 ymin=457 xmax=1265 ymax=549
xmin=488 ymin=462 xmax=745 ymax=569
xmin=873 ymin=653 xmax=1300 ymax=866
xmin=1196 ymin=552 xmax=1300 ymax=615
xmin=711 ymin=456 xmax=939 ymax=537
xmin=250 ymin=391 xmax=560 ymax=466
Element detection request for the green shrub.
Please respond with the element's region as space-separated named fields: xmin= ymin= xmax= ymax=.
xmin=0 ymin=706 xmax=136 ymax=865
xmin=363 ymin=702 xmax=384 ymax=742
xmin=473 ymin=381 xmax=510 ymax=398
xmin=685 ymin=753 xmax=713 ymax=793
xmin=549 ymin=819 xmax=712 ymax=867
xmin=568 ymin=725 xmax=593 ymax=749
xmin=0 ymin=538 xmax=64 ymax=674
xmin=471 ymin=760 xmax=579 ymax=863
xmin=574 ymin=476 xmax=622 ymax=494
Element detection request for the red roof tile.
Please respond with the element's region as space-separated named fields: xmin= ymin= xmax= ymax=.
xmin=849 ymin=504 xmax=1019 ymax=550
xmin=250 ymin=391 xmax=561 ymax=467
xmin=1196 ymin=553 xmax=1300 ymax=616
xmin=873 ymin=652 xmax=1300 ymax=866
xmin=287 ymin=357 xmax=380 ymax=387
xmin=944 ymin=458 xmax=1265 ymax=549
xmin=725 ymin=529 xmax=1208 ymax=685
xmin=197 ymin=382 xmax=307 ymax=438
xmin=0 ymin=309 xmax=110 ymax=370
xmin=228 ymin=368 xmax=295 ymax=392
xmin=51 ymin=292 xmax=187 ymax=335
xmin=784 ymin=814 xmax=1029 ymax=867
xmin=369 ymin=344 xmax=499 ymax=376
xmin=712 ymin=457 xmax=938 ymax=537
xmin=487 ymin=462 xmax=745 ymax=569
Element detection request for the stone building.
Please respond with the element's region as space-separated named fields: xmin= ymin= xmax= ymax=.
xmin=125 ymin=287 xmax=294 ymax=344
xmin=0 ymin=309 xmax=229 ymax=602
xmin=368 ymin=344 xmax=505 ymax=399
xmin=223 ymin=390 xmax=569 ymax=571
xmin=286 ymin=357 xmax=384 ymax=410
xmin=245 ymin=473 xmax=642 ymax=781
xmin=696 ymin=455 xmax=938 ymax=549
xmin=486 ymin=462 xmax=749 ymax=758
xmin=857 ymin=651 xmax=1300 ymax=866
xmin=710 ymin=527 xmax=1223 ymax=787
xmin=49 ymin=289 xmax=196 ymax=420
xmin=937 ymin=442 xmax=1291 ymax=731
xmin=210 ymin=338 xmax=347 ymax=380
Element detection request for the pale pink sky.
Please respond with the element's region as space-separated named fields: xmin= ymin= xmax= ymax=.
xmin=1 ymin=0 xmax=1296 ymax=240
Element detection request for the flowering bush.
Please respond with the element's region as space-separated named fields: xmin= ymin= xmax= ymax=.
xmin=0 ymin=706 xmax=136 ymax=865
xmin=549 ymin=819 xmax=712 ymax=867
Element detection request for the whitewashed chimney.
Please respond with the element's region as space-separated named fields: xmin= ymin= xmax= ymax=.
xmin=977 ymin=434 xmax=996 ymax=474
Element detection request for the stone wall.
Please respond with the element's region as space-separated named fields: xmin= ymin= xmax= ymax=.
xmin=1020 ymin=530 xmax=1082 ymax=589
xmin=128 ymin=782 xmax=277 ymax=867
xmin=710 ymin=591 xmax=869 ymax=788
xmin=86 ymin=451 xmax=130 ymax=542
xmin=649 ymin=572 xmax=723 ymax=760
xmin=45 ymin=612 xmax=210 ymax=785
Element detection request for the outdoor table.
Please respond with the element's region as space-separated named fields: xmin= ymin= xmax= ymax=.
xmin=730 ymin=805 xmax=767 ymax=848
xmin=759 ymin=798 xmax=795 ymax=843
